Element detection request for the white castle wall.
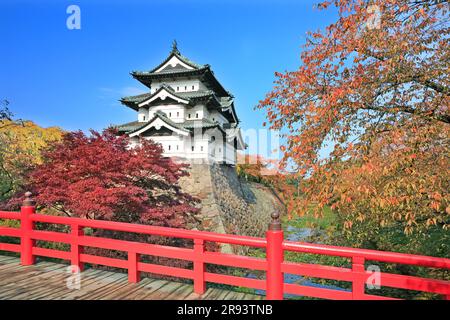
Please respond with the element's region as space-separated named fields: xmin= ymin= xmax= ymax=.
xmin=151 ymin=79 xmax=207 ymax=93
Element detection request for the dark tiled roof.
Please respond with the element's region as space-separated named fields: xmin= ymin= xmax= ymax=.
xmin=154 ymin=111 xmax=187 ymax=131
xmin=125 ymin=111 xmax=187 ymax=135
xmin=181 ymin=118 xmax=218 ymax=129
xmin=115 ymin=121 xmax=141 ymax=132
xmin=132 ymin=66 xmax=209 ymax=77
xmin=219 ymin=96 xmax=233 ymax=108
xmin=120 ymin=92 xmax=153 ymax=104
xmin=113 ymin=112 xmax=223 ymax=135
xmin=132 ymin=57 xmax=229 ymax=97
xmin=172 ymin=52 xmax=205 ymax=70
xmin=120 ymin=85 xmax=239 ymax=124
xmin=174 ymin=90 xmax=215 ymax=99
xmin=136 ymin=47 xmax=206 ymax=76
xmin=120 ymin=85 xmax=218 ymax=108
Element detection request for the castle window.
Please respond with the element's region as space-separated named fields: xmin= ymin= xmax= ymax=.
xmin=168 ymin=145 xmax=171 ymax=151
xmin=188 ymin=114 xmax=191 ymax=119
xmin=143 ymin=116 xmax=146 ymax=121
xmin=196 ymin=113 xmax=199 ymax=119
xmin=176 ymin=145 xmax=179 ymax=150
xmin=184 ymin=86 xmax=187 ymax=90
xmin=176 ymin=86 xmax=179 ymax=91
xmin=191 ymin=146 xmax=194 ymax=152
xmin=177 ymin=112 xmax=179 ymax=117
xmin=192 ymin=85 xmax=195 ymax=90
xmin=201 ymin=146 xmax=204 ymax=152
xmin=169 ymin=112 xmax=172 ymax=117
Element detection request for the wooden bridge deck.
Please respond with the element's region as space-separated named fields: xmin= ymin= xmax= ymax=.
xmin=0 ymin=255 xmax=263 ymax=300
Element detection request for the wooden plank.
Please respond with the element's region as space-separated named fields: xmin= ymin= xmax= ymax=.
xmin=0 ymin=255 xmax=262 ymax=300
xmin=163 ymin=283 xmax=194 ymax=300
xmin=95 ymin=280 xmax=136 ymax=300
xmin=75 ymin=273 xmax=129 ymax=300
xmin=0 ymin=262 xmax=101 ymax=300
xmin=1 ymin=266 xmax=68 ymax=299
xmin=243 ymin=293 xmax=260 ymax=300
xmin=0 ymin=261 xmax=29 ymax=273
xmin=203 ymin=288 xmax=223 ymax=300
xmin=17 ymin=273 xmax=70 ymax=300
xmin=182 ymin=291 xmax=203 ymax=300
xmin=0 ymin=255 xmax=20 ymax=265
xmin=144 ymin=281 xmax=186 ymax=300
xmin=73 ymin=275 xmax=128 ymax=299
xmin=0 ymin=264 xmax=66 ymax=298
xmin=216 ymin=289 xmax=232 ymax=300
xmin=0 ymin=266 xmax=30 ymax=280
xmin=28 ymin=268 xmax=110 ymax=300
xmin=227 ymin=291 xmax=247 ymax=300
xmin=97 ymin=281 xmax=146 ymax=300
xmin=0 ymin=265 xmax=40 ymax=284
xmin=60 ymin=269 xmax=126 ymax=300
xmin=135 ymin=279 xmax=171 ymax=300
xmin=115 ymin=278 xmax=154 ymax=300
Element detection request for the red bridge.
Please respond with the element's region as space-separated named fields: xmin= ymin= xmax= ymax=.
xmin=0 ymin=193 xmax=449 ymax=300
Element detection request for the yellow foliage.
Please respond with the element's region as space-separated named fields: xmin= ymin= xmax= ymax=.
xmin=0 ymin=120 xmax=64 ymax=200
xmin=0 ymin=120 xmax=63 ymax=165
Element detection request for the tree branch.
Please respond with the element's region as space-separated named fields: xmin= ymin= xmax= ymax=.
xmin=362 ymin=103 xmax=450 ymax=124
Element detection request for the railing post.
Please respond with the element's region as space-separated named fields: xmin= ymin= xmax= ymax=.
xmin=71 ymin=224 xmax=84 ymax=271
xmin=193 ymin=238 xmax=206 ymax=295
xmin=20 ymin=192 xmax=35 ymax=266
xmin=352 ymin=256 xmax=366 ymax=300
xmin=266 ymin=211 xmax=284 ymax=300
xmin=128 ymin=251 xmax=140 ymax=283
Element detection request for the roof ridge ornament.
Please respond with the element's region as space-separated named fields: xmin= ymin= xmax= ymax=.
xmin=171 ymin=40 xmax=180 ymax=54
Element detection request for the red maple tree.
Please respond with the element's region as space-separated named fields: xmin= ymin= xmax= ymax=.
xmin=22 ymin=129 xmax=198 ymax=228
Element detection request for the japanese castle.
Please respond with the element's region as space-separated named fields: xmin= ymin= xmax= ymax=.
xmin=115 ymin=42 xmax=245 ymax=165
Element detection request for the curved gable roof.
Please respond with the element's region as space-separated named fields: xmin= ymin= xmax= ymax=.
xmin=137 ymin=85 xmax=190 ymax=107
xmin=120 ymin=85 xmax=223 ymax=111
xmin=148 ymin=45 xmax=205 ymax=74
xmin=130 ymin=44 xmax=230 ymax=97
xmin=128 ymin=111 xmax=190 ymax=137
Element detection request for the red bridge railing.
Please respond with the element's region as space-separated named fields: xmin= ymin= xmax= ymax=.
xmin=0 ymin=192 xmax=449 ymax=300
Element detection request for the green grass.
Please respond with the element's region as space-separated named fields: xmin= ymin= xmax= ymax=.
xmin=283 ymin=205 xmax=336 ymax=230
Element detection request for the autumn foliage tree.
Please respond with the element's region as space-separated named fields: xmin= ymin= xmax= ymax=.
xmin=257 ymin=0 xmax=449 ymax=250
xmin=11 ymin=129 xmax=201 ymax=271
xmin=236 ymin=154 xmax=270 ymax=182
xmin=22 ymin=129 xmax=198 ymax=228
xmin=0 ymin=101 xmax=63 ymax=201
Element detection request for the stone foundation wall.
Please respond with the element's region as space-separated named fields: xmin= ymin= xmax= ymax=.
xmin=179 ymin=163 xmax=284 ymax=252
xmin=209 ymin=164 xmax=268 ymax=238
xmin=179 ymin=163 xmax=227 ymax=235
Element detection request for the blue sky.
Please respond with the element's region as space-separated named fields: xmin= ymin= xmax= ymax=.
xmin=0 ymin=0 xmax=337 ymax=151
